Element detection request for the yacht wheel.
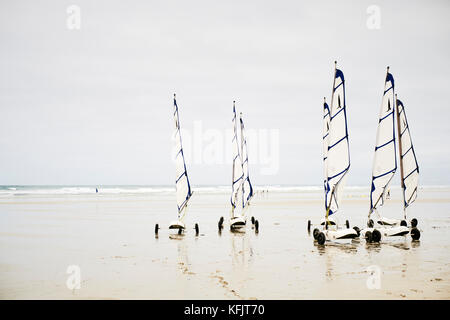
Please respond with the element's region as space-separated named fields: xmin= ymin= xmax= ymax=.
xmin=317 ymin=232 xmax=326 ymax=245
xmin=307 ymin=220 xmax=311 ymax=232
xmin=346 ymin=220 xmax=350 ymax=229
xmin=155 ymin=223 xmax=159 ymax=235
xmin=411 ymin=218 xmax=418 ymax=228
xmin=178 ymin=228 xmax=182 ymax=235
xmin=367 ymin=219 xmax=374 ymax=228
xmin=411 ymin=227 xmax=420 ymax=241
xmin=365 ymin=231 xmax=373 ymax=243
xmin=313 ymin=228 xmax=320 ymax=240
xmin=218 ymin=217 xmax=224 ymax=230
xmin=251 ymin=216 xmax=255 ymax=224
xmin=372 ymin=229 xmax=381 ymax=242
xmin=400 ymin=220 xmax=407 ymax=227
xmin=255 ymin=220 xmax=259 ymax=233
xmin=195 ymin=223 xmax=199 ymax=235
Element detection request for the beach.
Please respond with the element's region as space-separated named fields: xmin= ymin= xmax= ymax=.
xmin=0 ymin=186 xmax=449 ymax=299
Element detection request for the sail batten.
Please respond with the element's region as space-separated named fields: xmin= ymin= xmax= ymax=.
xmin=369 ymin=71 xmax=397 ymax=213
xmin=396 ymin=98 xmax=419 ymax=209
xmin=173 ymin=95 xmax=192 ymax=218
xmin=325 ymin=66 xmax=350 ymax=215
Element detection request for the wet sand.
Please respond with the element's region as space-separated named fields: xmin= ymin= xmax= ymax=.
xmin=0 ymin=186 xmax=449 ymax=299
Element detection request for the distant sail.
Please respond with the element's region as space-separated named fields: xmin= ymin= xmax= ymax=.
xmin=231 ymin=102 xmax=244 ymax=215
xmin=396 ymin=98 xmax=419 ymax=209
xmin=325 ymin=67 xmax=350 ymax=215
xmin=240 ymin=113 xmax=253 ymax=209
xmin=173 ymin=94 xmax=193 ymax=218
xmin=323 ymin=99 xmax=331 ymax=210
xmin=370 ymin=70 xmax=396 ymax=213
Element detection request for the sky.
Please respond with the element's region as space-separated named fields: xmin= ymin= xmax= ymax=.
xmin=0 ymin=0 xmax=449 ymax=186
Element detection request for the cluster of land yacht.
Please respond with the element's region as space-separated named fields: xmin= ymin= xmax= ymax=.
xmin=155 ymin=61 xmax=421 ymax=245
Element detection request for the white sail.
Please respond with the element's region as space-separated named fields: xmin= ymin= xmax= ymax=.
xmin=173 ymin=94 xmax=193 ymax=219
xmin=396 ymin=98 xmax=419 ymax=209
xmin=323 ymin=98 xmax=331 ymax=210
xmin=325 ymin=67 xmax=350 ymax=215
xmin=369 ymin=70 xmax=396 ymax=213
xmin=240 ymin=113 xmax=253 ymax=209
xmin=231 ymin=102 xmax=244 ymax=216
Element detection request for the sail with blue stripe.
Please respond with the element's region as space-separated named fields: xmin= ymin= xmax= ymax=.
xmin=325 ymin=65 xmax=350 ymax=215
xmin=369 ymin=69 xmax=396 ymax=213
xmin=396 ymin=98 xmax=419 ymax=209
xmin=240 ymin=112 xmax=254 ymax=209
xmin=231 ymin=102 xmax=244 ymax=216
xmin=173 ymin=94 xmax=193 ymax=219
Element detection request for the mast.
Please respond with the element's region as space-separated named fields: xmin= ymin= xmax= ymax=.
xmin=323 ymin=97 xmax=331 ymax=213
xmin=240 ymin=112 xmax=245 ymax=210
xmin=369 ymin=67 xmax=396 ymax=217
xmin=325 ymin=61 xmax=350 ymax=221
xmin=325 ymin=62 xmax=337 ymax=222
xmin=395 ymin=94 xmax=406 ymax=218
xmin=173 ymin=94 xmax=193 ymax=220
xmin=230 ymin=101 xmax=244 ymax=218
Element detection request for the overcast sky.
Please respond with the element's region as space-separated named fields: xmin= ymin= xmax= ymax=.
xmin=0 ymin=0 xmax=449 ymax=186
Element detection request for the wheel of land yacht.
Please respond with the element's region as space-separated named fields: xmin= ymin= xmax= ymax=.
xmin=346 ymin=220 xmax=350 ymax=229
xmin=307 ymin=220 xmax=311 ymax=232
xmin=218 ymin=217 xmax=224 ymax=230
xmin=400 ymin=220 xmax=407 ymax=227
xmin=313 ymin=228 xmax=320 ymax=240
xmin=317 ymin=232 xmax=326 ymax=245
xmin=255 ymin=220 xmax=259 ymax=233
xmin=411 ymin=218 xmax=418 ymax=228
xmin=251 ymin=216 xmax=255 ymax=224
xmin=368 ymin=219 xmax=374 ymax=228
xmin=195 ymin=223 xmax=199 ymax=235
xmin=155 ymin=223 xmax=159 ymax=235
xmin=178 ymin=228 xmax=182 ymax=235
xmin=365 ymin=231 xmax=373 ymax=243
xmin=353 ymin=226 xmax=360 ymax=237
xmin=411 ymin=227 xmax=420 ymax=241
xmin=372 ymin=229 xmax=381 ymax=242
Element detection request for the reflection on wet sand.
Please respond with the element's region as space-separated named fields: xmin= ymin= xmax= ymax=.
xmin=411 ymin=241 xmax=421 ymax=249
xmin=316 ymin=240 xmax=359 ymax=255
xmin=365 ymin=242 xmax=382 ymax=253
xmin=381 ymin=238 xmax=420 ymax=251
xmin=230 ymin=229 xmax=254 ymax=268
xmin=174 ymin=235 xmax=196 ymax=278
xmin=315 ymin=241 xmax=359 ymax=281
